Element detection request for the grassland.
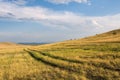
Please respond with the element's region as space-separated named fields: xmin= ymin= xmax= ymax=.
xmin=0 ymin=29 xmax=120 ymax=80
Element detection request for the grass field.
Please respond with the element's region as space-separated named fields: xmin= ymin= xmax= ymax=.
xmin=0 ymin=29 xmax=120 ymax=80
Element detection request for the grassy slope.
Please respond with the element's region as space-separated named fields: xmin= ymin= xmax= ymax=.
xmin=30 ymin=29 xmax=120 ymax=80
xmin=33 ymin=29 xmax=120 ymax=50
xmin=0 ymin=29 xmax=120 ymax=80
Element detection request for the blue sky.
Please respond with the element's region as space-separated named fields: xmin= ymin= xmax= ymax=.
xmin=0 ymin=0 xmax=120 ymax=42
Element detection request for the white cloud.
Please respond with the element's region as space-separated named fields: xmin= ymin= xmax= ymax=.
xmin=92 ymin=20 xmax=103 ymax=28
xmin=0 ymin=1 xmax=120 ymax=41
xmin=46 ymin=0 xmax=88 ymax=4
xmin=0 ymin=0 xmax=27 ymax=5
xmin=0 ymin=1 xmax=120 ymax=29
xmin=11 ymin=0 xmax=27 ymax=5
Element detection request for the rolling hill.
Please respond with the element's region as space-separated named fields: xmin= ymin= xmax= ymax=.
xmin=34 ymin=28 xmax=120 ymax=50
xmin=0 ymin=29 xmax=120 ymax=80
xmin=0 ymin=42 xmax=17 ymax=46
xmin=0 ymin=42 xmax=22 ymax=48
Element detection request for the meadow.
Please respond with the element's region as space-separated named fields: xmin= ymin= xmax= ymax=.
xmin=0 ymin=29 xmax=120 ymax=80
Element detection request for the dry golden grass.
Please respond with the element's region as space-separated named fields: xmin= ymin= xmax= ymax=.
xmin=0 ymin=29 xmax=120 ymax=80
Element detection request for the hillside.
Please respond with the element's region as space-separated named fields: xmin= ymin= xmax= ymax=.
xmin=34 ymin=29 xmax=120 ymax=50
xmin=0 ymin=42 xmax=18 ymax=48
xmin=28 ymin=29 xmax=120 ymax=80
xmin=81 ymin=29 xmax=120 ymax=42
xmin=0 ymin=29 xmax=120 ymax=80
xmin=64 ymin=28 xmax=120 ymax=43
xmin=0 ymin=42 xmax=28 ymax=54
xmin=0 ymin=42 xmax=17 ymax=45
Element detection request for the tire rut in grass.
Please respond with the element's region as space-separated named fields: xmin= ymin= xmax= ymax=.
xmin=28 ymin=50 xmax=120 ymax=72
xmin=29 ymin=49 xmax=120 ymax=72
xmin=30 ymin=49 xmax=85 ymax=64
xmin=24 ymin=49 xmax=83 ymax=74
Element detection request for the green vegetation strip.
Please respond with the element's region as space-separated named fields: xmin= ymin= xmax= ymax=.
xmin=24 ymin=49 xmax=83 ymax=74
xmin=29 ymin=49 xmax=120 ymax=72
xmin=31 ymin=50 xmax=85 ymax=64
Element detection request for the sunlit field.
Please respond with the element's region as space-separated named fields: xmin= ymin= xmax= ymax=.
xmin=0 ymin=29 xmax=120 ymax=80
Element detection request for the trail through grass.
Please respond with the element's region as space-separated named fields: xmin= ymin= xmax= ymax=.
xmin=1 ymin=29 xmax=120 ymax=80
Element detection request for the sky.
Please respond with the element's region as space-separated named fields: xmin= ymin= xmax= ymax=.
xmin=0 ymin=0 xmax=120 ymax=43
